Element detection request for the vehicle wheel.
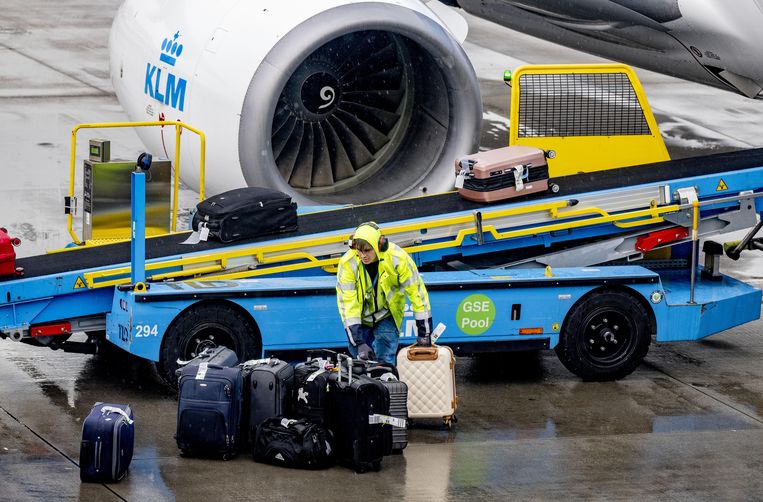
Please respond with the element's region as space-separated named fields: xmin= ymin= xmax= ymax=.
xmin=555 ymin=289 xmax=651 ymax=381
xmin=157 ymin=302 xmax=261 ymax=387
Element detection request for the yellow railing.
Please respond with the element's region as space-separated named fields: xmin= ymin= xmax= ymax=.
xmin=68 ymin=121 xmax=206 ymax=244
xmin=83 ymin=197 xmax=680 ymax=288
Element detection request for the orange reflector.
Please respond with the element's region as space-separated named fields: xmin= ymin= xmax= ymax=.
xmin=519 ymin=327 xmax=543 ymax=335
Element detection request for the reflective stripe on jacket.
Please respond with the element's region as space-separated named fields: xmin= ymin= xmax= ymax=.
xmin=336 ymin=242 xmax=431 ymax=341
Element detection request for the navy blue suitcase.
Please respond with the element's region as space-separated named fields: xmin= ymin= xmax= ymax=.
xmin=176 ymin=362 xmax=243 ymax=459
xmin=80 ymin=402 xmax=135 ymax=483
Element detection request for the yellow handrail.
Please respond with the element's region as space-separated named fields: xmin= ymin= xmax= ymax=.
xmin=68 ymin=120 xmax=206 ymax=244
xmin=83 ymin=198 xmax=681 ymax=288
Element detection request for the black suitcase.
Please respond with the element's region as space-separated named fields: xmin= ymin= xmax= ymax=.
xmin=242 ymin=358 xmax=294 ymax=444
xmin=253 ymin=417 xmax=335 ymax=470
xmin=80 ymin=402 xmax=135 ymax=483
xmin=293 ymin=359 xmax=334 ymax=424
xmin=176 ymin=363 xmax=243 ymax=459
xmin=327 ymin=356 xmax=393 ymax=473
xmin=191 ymin=187 xmax=298 ymax=243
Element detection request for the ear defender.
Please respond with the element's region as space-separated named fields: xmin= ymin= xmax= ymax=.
xmin=356 ymin=221 xmax=388 ymax=252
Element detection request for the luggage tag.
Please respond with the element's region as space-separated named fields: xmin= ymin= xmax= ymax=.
xmin=180 ymin=222 xmax=209 ymax=245
xmin=369 ymin=414 xmax=407 ymax=428
xmin=195 ymin=362 xmax=209 ymax=380
xmin=455 ymin=159 xmax=474 ymax=189
xmin=431 ymin=322 xmax=446 ymax=343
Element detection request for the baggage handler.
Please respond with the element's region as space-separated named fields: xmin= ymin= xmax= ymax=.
xmin=336 ymin=222 xmax=433 ymax=365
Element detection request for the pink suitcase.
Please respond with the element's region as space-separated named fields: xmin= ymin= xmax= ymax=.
xmin=455 ymin=145 xmax=557 ymax=203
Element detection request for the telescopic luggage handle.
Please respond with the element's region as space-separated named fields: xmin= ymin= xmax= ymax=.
xmin=336 ymin=353 xmax=353 ymax=384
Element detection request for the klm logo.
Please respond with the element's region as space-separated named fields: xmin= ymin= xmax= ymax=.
xmin=144 ymin=31 xmax=187 ymax=111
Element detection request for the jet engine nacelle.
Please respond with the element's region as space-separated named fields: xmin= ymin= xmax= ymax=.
xmin=110 ymin=0 xmax=482 ymax=205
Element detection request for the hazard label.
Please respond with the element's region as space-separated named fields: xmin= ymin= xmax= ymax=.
xmin=716 ymin=179 xmax=728 ymax=191
xmin=73 ymin=277 xmax=87 ymax=289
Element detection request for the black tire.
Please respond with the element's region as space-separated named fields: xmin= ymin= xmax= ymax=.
xmin=555 ymin=289 xmax=651 ymax=381
xmin=157 ymin=302 xmax=261 ymax=387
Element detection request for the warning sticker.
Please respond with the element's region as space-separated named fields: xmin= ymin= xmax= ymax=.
xmin=73 ymin=276 xmax=87 ymax=289
xmin=716 ymin=179 xmax=728 ymax=191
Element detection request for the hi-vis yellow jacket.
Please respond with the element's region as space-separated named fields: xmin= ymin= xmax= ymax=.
xmin=336 ymin=231 xmax=431 ymax=342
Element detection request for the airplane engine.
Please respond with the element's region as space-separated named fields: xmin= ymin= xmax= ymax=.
xmin=109 ymin=0 xmax=482 ymax=205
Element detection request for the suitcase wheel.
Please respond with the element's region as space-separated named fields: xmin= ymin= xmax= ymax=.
xmin=372 ymin=460 xmax=382 ymax=472
xmin=549 ymin=182 xmax=560 ymax=193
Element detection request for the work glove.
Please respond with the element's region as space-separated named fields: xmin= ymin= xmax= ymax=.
xmin=348 ymin=324 xmax=371 ymax=347
xmin=415 ymin=317 xmax=433 ymax=347
xmin=357 ymin=343 xmax=375 ymax=361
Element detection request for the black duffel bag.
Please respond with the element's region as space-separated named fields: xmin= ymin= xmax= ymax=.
xmin=192 ymin=187 xmax=298 ymax=243
xmin=253 ymin=417 xmax=334 ymax=469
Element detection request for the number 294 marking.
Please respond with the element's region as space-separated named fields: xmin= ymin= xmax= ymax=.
xmin=135 ymin=324 xmax=159 ymax=337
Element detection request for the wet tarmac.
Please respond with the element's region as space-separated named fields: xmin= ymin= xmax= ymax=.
xmin=2 ymin=1 xmax=763 ymax=500
xmin=2 ymin=310 xmax=763 ymax=501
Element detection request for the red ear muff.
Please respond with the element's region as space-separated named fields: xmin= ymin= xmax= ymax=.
xmin=378 ymin=235 xmax=388 ymax=252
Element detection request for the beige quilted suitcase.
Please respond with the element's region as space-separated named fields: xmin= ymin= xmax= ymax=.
xmin=396 ymin=345 xmax=457 ymax=427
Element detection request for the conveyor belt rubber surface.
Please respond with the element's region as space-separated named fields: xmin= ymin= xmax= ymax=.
xmin=11 ymin=147 xmax=763 ymax=280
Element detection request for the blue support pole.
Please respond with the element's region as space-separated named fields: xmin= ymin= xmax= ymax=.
xmin=131 ymin=170 xmax=146 ymax=285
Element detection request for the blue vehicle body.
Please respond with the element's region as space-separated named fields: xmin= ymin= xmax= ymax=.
xmin=106 ymin=266 xmax=761 ymax=363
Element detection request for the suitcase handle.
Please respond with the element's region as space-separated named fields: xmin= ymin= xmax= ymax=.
xmin=406 ymin=346 xmax=439 ymax=361
xmin=100 ymin=406 xmax=134 ymax=425
xmin=337 ymin=353 xmax=353 ymax=384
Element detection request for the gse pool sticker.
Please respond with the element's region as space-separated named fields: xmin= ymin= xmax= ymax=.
xmin=457 ymin=294 xmax=495 ymax=335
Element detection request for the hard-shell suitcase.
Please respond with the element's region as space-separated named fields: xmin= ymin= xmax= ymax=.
xmin=253 ymin=417 xmax=335 ymax=470
xmin=455 ymin=146 xmax=554 ymax=203
xmin=293 ymin=359 xmax=334 ymax=424
xmin=176 ymin=362 xmax=243 ymax=459
xmin=80 ymin=402 xmax=134 ymax=483
xmin=242 ymin=358 xmax=294 ymax=444
xmin=327 ymin=355 xmax=396 ymax=473
xmin=396 ymin=344 xmax=457 ymax=427
xmin=191 ymin=187 xmax=298 ymax=243
xmin=375 ymin=372 xmax=408 ymax=452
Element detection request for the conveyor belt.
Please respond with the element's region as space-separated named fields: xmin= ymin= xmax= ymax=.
xmin=12 ymin=147 xmax=763 ymax=280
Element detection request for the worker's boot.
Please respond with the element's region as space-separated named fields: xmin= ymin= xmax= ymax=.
xmin=416 ymin=335 xmax=432 ymax=347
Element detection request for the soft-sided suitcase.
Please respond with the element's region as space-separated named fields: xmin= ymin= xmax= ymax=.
xmin=179 ymin=346 xmax=239 ymax=371
xmin=327 ymin=355 xmax=397 ymax=473
xmin=293 ymin=359 xmax=334 ymax=424
xmin=396 ymin=344 xmax=457 ymax=427
xmin=242 ymin=358 xmax=294 ymax=444
xmin=191 ymin=187 xmax=298 ymax=243
xmin=80 ymin=402 xmax=134 ymax=483
xmin=176 ymin=362 xmax=243 ymax=459
xmin=455 ymin=146 xmax=554 ymax=203
xmin=253 ymin=417 xmax=335 ymax=469
xmin=0 ymin=228 xmax=22 ymax=277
